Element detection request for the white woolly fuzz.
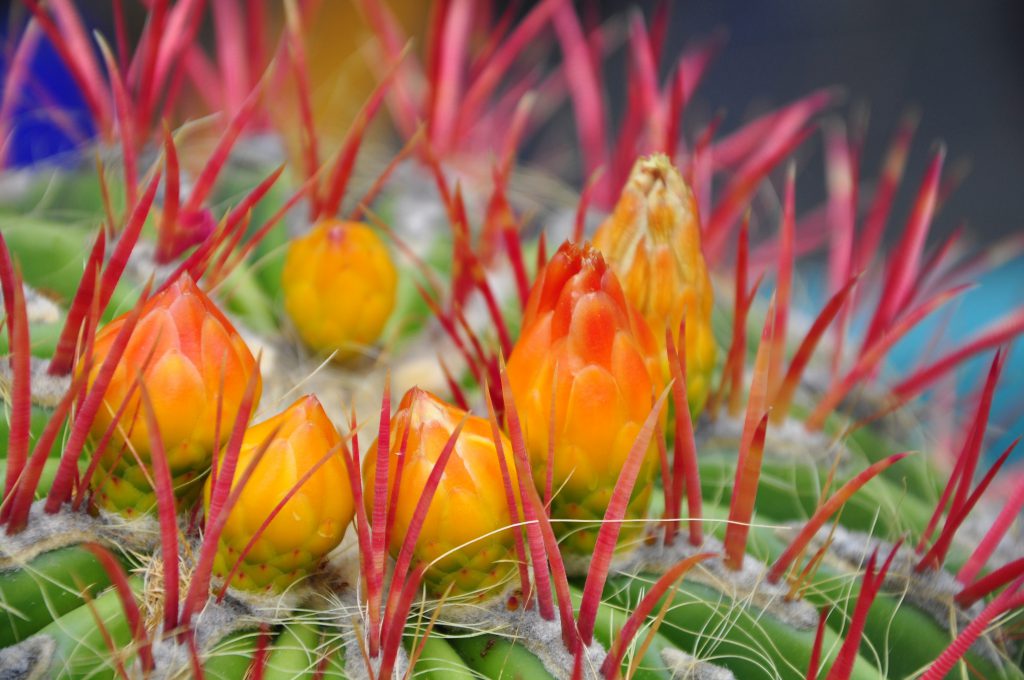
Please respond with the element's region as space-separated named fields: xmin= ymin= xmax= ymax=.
xmin=621 ymin=534 xmax=818 ymax=631
xmin=794 ymin=523 xmax=1006 ymax=664
xmin=660 ymin=647 xmax=737 ymax=680
xmin=0 ymin=356 xmax=70 ymax=409
xmin=0 ymin=502 xmax=160 ymax=569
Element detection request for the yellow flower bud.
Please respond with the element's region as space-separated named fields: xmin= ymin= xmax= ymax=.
xmin=85 ymin=275 xmax=261 ymax=516
xmin=506 ymin=241 xmax=663 ymax=555
xmin=593 ymin=154 xmax=717 ymax=414
xmin=363 ymin=388 xmax=522 ymax=600
xmin=282 ymin=220 xmax=397 ymax=361
xmin=206 ymin=395 xmax=354 ymax=593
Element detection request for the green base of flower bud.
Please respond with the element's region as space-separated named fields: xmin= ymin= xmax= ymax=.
xmin=548 ymin=484 xmax=653 ymax=557
xmin=91 ymin=462 xmax=205 ymax=517
xmin=210 ymin=544 xmax=320 ymax=594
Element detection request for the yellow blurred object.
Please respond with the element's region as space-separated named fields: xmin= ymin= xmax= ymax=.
xmin=282 ymin=220 xmax=397 ymax=361
xmin=362 ymin=387 xmax=522 ymax=599
xmin=207 ymin=395 xmax=353 ymax=593
xmin=84 ymin=275 xmax=262 ymax=516
xmin=593 ymin=154 xmax=718 ymax=414
xmin=270 ymin=0 xmax=430 ymax=162
xmin=506 ymin=241 xmax=663 ymax=555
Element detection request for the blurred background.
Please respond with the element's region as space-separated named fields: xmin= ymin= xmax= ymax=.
xmin=643 ymin=0 xmax=1019 ymax=241
xmin=4 ymin=0 xmax=1023 ymax=238
xmin=2 ymin=0 xmax=1023 ymax=455
xmin=600 ymin=0 xmax=1024 ymax=242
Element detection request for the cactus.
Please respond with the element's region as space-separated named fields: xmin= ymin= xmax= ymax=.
xmin=0 ymin=2 xmax=1022 ymax=680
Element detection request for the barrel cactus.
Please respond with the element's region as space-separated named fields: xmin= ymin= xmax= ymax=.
xmin=0 ymin=2 xmax=1021 ymax=680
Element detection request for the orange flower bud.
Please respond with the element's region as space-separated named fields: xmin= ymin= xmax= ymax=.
xmin=206 ymin=395 xmax=354 ymax=593
xmin=363 ymin=388 xmax=521 ymax=600
xmin=593 ymin=154 xmax=717 ymax=413
xmin=282 ymin=220 xmax=397 ymax=361
xmin=506 ymin=241 xmax=662 ymax=555
xmin=85 ymin=275 xmax=261 ymax=515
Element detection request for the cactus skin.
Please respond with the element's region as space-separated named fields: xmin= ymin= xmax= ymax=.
xmin=506 ymin=241 xmax=663 ymax=556
xmin=85 ymin=275 xmax=261 ymax=516
xmin=282 ymin=220 xmax=397 ymax=361
xmin=206 ymin=395 xmax=354 ymax=593
xmin=363 ymin=387 xmax=522 ymax=600
xmin=593 ymin=154 xmax=717 ymax=414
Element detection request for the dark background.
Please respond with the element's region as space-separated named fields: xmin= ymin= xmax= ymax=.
xmin=593 ymin=0 xmax=1024 ymax=241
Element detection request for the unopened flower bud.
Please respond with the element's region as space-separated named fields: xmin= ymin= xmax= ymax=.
xmin=85 ymin=274 xmax=261 ymax=515
xmin=282 ymin=220 xmax=397 ymax=361
xmin=364 ymin=387 xmax=521 ymax=599
xmin=207 ymin=395 xmax=354 ymax=593
xmin=594 ymin=154 xmax=717 ymax=414
xmin=506 ymin=241 xmax=662 ymax=555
